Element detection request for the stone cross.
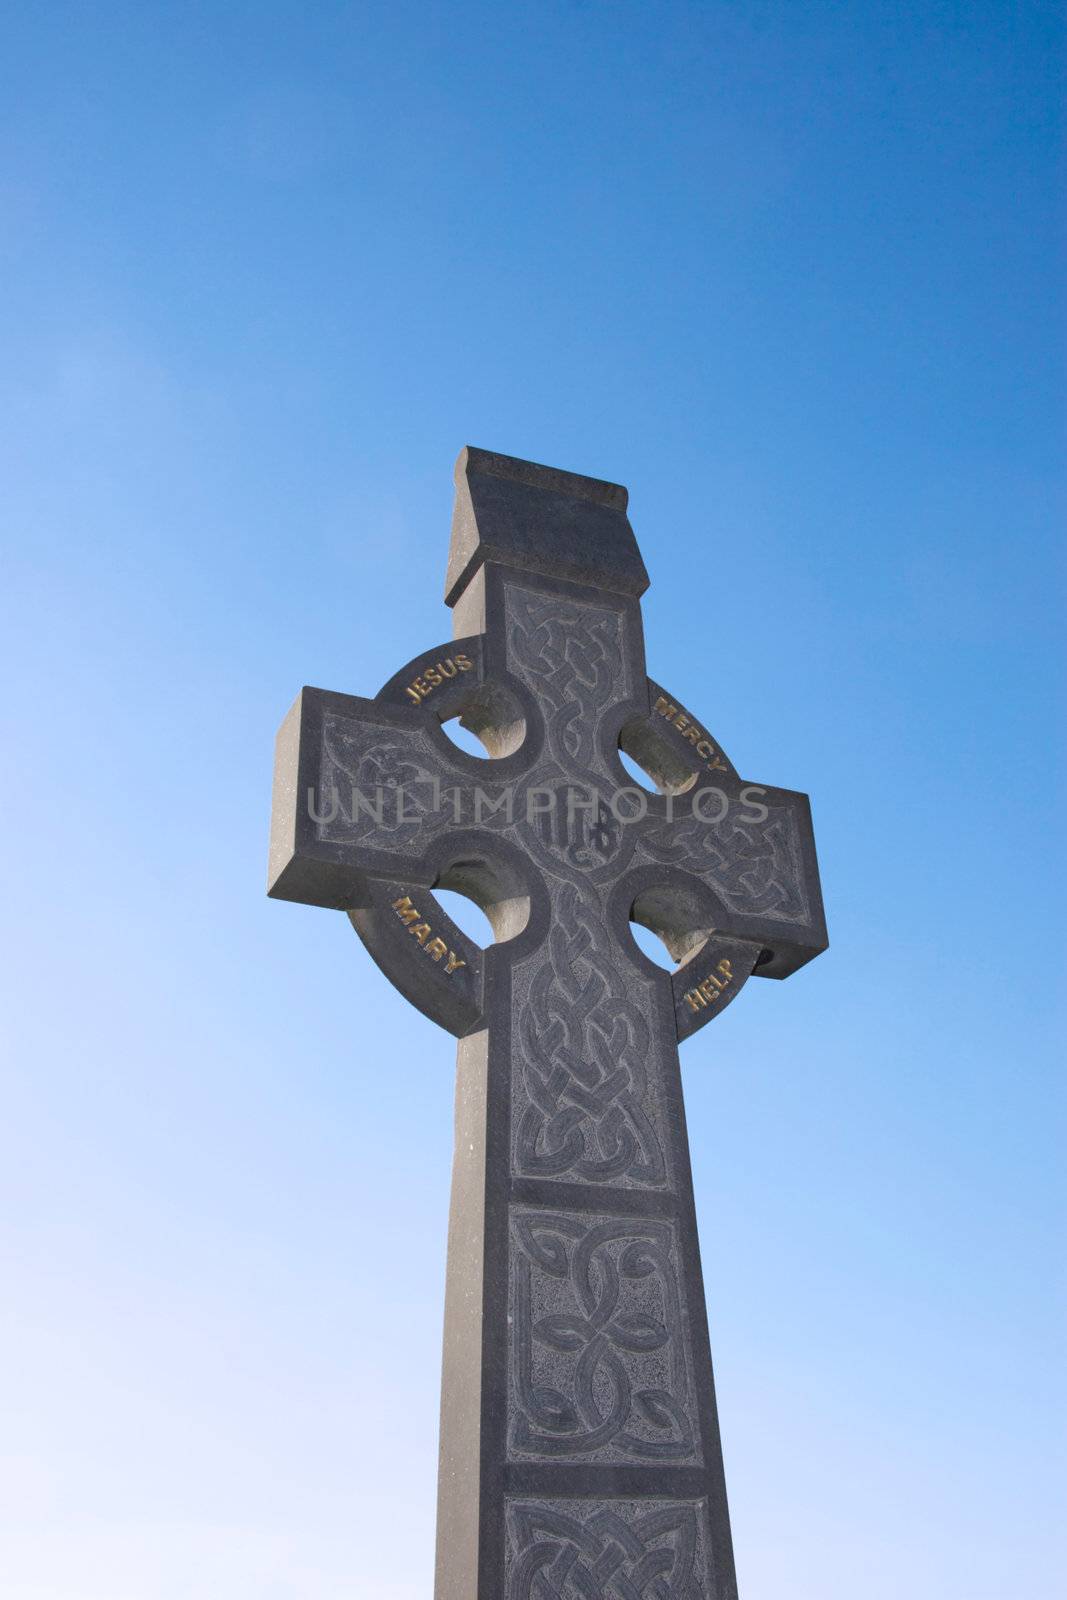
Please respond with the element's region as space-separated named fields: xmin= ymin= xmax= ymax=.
xmin=268 ymin=448 xmax=827 ymax=1599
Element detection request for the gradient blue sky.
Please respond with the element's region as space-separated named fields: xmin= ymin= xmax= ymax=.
xmin=1 ymin=3 xmax=1063 ymax=1596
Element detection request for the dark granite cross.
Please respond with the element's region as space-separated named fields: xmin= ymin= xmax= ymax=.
xmin=268 ymin=448 xmax=827 ymax=1600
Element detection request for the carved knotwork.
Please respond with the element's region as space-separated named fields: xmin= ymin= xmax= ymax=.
xmin=509 ymin=1210 xmax=698 ymax=1464
xmin=505 ymin=1500 xmax=710 ymax=1600
xmin=513 ymin=883 xmax=667 ymax=1188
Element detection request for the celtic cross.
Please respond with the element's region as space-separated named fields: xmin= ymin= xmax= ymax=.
xmin=268 ymin=447 xmax=827 ymax=1599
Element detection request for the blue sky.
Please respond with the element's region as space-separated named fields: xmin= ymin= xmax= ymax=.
xmin=1 ymin=3 xmax=1062 ymax=1596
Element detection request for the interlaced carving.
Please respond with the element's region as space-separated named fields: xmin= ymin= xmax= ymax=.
xmin=639 ymin=806 xmax=810 ymax=924
xmin=506 ymin=586 xmax=628 ymax=773
xmin=514 ymin=882 xmax=666 ymax=1188
xmin=318 ymin=721 xmax=451 ymax=851
xmin=505 ymin=1500 xmax=709 ymax=1600
xmin=510 ymin=1211 xmax=697 ymax=1463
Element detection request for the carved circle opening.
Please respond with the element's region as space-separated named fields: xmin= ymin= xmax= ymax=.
xmin=628 ymin=918 xmax=676 ymax=969
xmin=629 ymin=883 xmax=715 ymax=970
xmin=439 ymin=717 xmax=489 ymax=759
xmin=434 ymin=854 xmax=530 ymax=947
xmin=618 ymin=715 xmax=699 ymax=797
xmin=433 ymin=888 xmax=495 ymax=948
xmin=438 ymin=680 xmax=526 ymax=760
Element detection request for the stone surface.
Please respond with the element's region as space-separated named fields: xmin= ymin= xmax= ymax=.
xmin=268 ymin=447 xmax=827 ymax=1598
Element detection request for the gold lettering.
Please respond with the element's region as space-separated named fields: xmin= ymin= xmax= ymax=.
xmin=685 ymin=957 xmax=736 ymax=1018
xmin=392 ymin=895 xmax=420 ymax=924
xmin=649 ymin=703 xmax=730 ymax=774
xmin=391 ymin=897 xmax=468 ymax=979
xmin=411 ymin=656 xmax=471 ymax=700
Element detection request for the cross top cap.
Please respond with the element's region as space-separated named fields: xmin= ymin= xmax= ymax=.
xmin=445 ymin=445 xmax=650 ymax=607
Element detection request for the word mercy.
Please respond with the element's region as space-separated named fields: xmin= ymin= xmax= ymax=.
xmin=652 ymin=694 xmax=728 ymax=773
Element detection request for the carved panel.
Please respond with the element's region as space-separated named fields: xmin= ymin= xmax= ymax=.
xmin=508 ymin=1209 xmax=700 ymax=1464
xmin=504 ymin=584 xmax=631 ymax=774
xmin=504 ymin=1498 xmax=714 ymax=1599
xmin=510 ymin=881 xmax=668 ymax=1190
xmin=316 ymin=716 xmax=450 ymax=853
xmin=638 ymin=803 xmax=810 ymax=925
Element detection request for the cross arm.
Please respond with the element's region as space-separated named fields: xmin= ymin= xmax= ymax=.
xmin=267 ymin=684 xmax=436 ymax=911
xmin=267 ymin=682 xmax=500 ymax=1036
xmin=632 ymin=774 xmax=826 ymax=978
